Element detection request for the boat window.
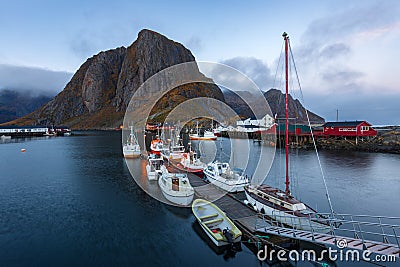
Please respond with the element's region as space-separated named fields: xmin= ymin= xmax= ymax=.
xmin=280 ymin=202 xmax=285 ymax=206
xmin=172 ymin=178 xmax=179 ymax=191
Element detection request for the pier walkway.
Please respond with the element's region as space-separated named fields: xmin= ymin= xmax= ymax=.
xmin=166 ymin=164 xmax=400 ymax=259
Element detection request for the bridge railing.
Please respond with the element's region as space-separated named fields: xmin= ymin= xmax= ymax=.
xmin=256 ymin=211 xmax=400 ymax=250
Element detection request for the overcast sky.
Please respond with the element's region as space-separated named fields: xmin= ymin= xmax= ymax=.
xmin=0 ymin=0 xmax=399 ymax=124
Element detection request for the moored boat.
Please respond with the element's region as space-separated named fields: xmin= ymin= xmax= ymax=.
xmin=162 ymin=144 xmax=185 ymax=163
xmin=189 ymin=121 xmax=217 ymax=141
xmin=203 ymin=162 xmax=249 ymax=192
xmin=178 ymin=150 xmax=205 ymax=174
xmin=158 ymin=167 xmax=194 ymax=206
xmin=123 ymin=126 xmax=141 ymax=158
xmin=244 ymin=32 xmax=332 ymax=234
xmin=189 ymin=130 xmax=217 ymax=141
xmin=146 ymin=154 xmax=164 ymax=181
xmin=244 ymin=184 xmax=330 ymax=233
xmin=192 ymin=199 xmax=242 ymax=246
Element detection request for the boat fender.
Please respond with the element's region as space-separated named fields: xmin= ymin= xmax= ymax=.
xmin=243 ymin=200 xmax=249 ymax=206
xmin=253 ymin=204 xmax=258 ymax=212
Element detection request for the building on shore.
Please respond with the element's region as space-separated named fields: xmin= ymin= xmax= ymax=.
xmin=0 ymin=126 xmax=71 ymax=137
xmin=322 ymin=121 xmax=377 ymax=137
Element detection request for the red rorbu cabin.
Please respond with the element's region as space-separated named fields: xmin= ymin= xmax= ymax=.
xmin=322 ymin=121 xmax=377 ymax=137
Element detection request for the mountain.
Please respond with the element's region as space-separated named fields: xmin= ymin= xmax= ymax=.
xmin=223 ymin=88 xmax=324 ymax=124
xmin=264 ymin=89 xmax=324 ymax=124
xmin=7 ymin=29 xmax=224 ymax=129
xmin=0 ymin=89 xmax=53 ymax=124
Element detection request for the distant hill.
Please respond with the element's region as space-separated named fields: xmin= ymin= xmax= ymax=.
xmin=0 ymin=89 xmax=52 ymax=124
xmin=7 ymin=29 xmax=224 ymax=129
xmin=223 ymin=88 xmax=325 ymax=124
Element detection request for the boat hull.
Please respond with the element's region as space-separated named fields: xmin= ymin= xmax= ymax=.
xmin=203 ymin=171 xmax=247 ymax=192
xmin=189 ymin=136 xmax=217 ymax=141
xmin=244 ymin=190 xmax=331 ymax=233
xmin=146 ymin=165 xmax=159 ymax=181
xmin=123 ymin=150 xmax=140 ymax=158
xmin=198 ymin=222 xmax=241 ymax=247
xmin=159 ymin=187 xmax=194 ymax=206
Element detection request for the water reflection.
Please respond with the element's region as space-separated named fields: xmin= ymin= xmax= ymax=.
xmin=191 ymin=221 xmax=242 ymax=260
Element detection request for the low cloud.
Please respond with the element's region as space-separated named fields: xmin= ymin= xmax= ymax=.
xmin=220 ymin=57 xmax=275 ymax=91
xmin=0 ymin=64 xmax=72 ymax=95
xmin=319 ymin=43 xmax=351 ymax=60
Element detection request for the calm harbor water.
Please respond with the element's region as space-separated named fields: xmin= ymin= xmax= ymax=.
xmin=0 ymin=131 xmax=399 ymax=266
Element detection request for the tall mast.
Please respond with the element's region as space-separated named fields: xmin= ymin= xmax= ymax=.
xmin=283 ymin=32 xmax=290 ymax=195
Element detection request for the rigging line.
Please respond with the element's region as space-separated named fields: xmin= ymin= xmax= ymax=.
xmin=273 ymin=43 xmax=285 ymax=118
xmin=272 ymin=41 xmax=284 ymax=90
xmin=288 ymin=40 xmax=336 ymax=218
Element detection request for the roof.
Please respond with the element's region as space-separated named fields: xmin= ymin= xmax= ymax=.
xmin=0 ymin=125 xmax=48 ymax=129
xmin=323 ymin=121 xmax=371 ymax=127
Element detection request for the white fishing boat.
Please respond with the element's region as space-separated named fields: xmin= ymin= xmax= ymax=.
xmin=146 ymin=154 xmax=164 ymax=181
xmin=158 ymin=166 xmax=194 ymax=206
xmin=244 ymin=32 xmax=331 ymax=234
xmin=203 ymin=162 xmax=249 ymax=192
xmin=178 ymin=148 xmax=205 ymax=174
xmin=189 ymin=121 xmax=217 ymax=141
xmin=161 ymin=127 xmax=185 ymax=163
xmin=162 ymin=143 xmax=185 ymax=163
xmin=190 ymin=130 xmax=217 ymax=141
xmin=192 ymin=199 xmax=242 ymax=247
xmin=1 ymin=135 xmax=11 ymax=140
xmin=123 ymin=126 xmax=140 ymax=158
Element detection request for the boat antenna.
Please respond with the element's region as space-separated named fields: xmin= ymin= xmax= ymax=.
xmin=283 ymin=32 xmax=290 ymax=195
xmin=287 ymin=35 xmax=335 ymax=217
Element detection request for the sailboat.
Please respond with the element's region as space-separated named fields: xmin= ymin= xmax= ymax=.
xmin=244 ymin=32 xmax=331 ymax=233
xmin=123 ymin=126 xmax=141 ymax=158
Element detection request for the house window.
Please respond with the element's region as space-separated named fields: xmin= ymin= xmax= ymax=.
xmin=361 ymin=126 xmax=369 ymax=131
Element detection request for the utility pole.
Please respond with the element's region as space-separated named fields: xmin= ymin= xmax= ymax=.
xmin=336 ymin=109 xmax=339 ymax=122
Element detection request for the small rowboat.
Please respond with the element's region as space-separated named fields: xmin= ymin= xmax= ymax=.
xmin=192 ymin=199 xmax=242 ymax=247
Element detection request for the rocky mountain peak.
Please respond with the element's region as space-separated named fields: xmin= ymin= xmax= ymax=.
xmin=7 ymin=29 xmax=223 ymax=129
